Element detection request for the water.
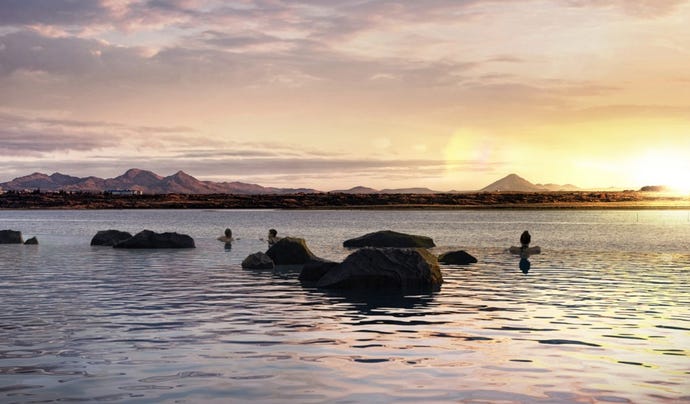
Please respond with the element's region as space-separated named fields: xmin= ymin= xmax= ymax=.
xmin=1 ymin=209 xmax=689 ymax=403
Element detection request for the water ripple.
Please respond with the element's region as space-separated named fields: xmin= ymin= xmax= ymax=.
xmin=1 ymin=209 xmax=689 ymax=402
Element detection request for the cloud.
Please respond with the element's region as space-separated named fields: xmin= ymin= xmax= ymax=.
xmin=0 ymin=0 xmax=108 ymax=26
xmin=0 ymin=112 xmax=198 ymax=155
xmin=566 ymin=0 xmax=689 ymax=17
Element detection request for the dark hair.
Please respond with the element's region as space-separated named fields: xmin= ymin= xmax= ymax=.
xmin=268 ymin=229 xmax=277 ymax=236
xmin=224 ymin=228 xmax=232 ymax=237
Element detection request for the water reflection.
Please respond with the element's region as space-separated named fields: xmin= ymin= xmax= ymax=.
xmin=1 ymin=210 xmax=690 ymax=402
xmin=317 ymin=288 xmax=438 ymax=313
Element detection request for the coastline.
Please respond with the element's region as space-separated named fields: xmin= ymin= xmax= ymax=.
xmin=2 ymin=191 xmax=689 ymax=210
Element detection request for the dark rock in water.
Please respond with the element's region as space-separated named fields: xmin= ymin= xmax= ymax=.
xmin=113 ymin=230 xmax=195 ymax=249
xmin=316 ymin=247 xmax=442 ymax=290
xmin=242 ymin=252 xmax=275 ymax=269
xmin=266 ymin=237 xmax=317 ymax=265
xmin=0 ymin=230 xmax=23 ymax=244
xmin=438 ymin=250 xmax=477 ymax=265
xmin=299 ymin=258 xmax=339 ymax=282
xmin=91 ymin=230 xmax=133 ymax=246
xmin=343 ymin=230 xmax=435 ymax=248
xmin=24 ymin=237 xmax=38 ymax=245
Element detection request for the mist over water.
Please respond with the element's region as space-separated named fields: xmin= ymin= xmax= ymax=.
xmin=1 ymin=209 xmax=689 ymax=402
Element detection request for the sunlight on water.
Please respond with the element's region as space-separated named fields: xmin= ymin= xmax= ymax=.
xmin=0 ymin=210 xmax=688 ymax=402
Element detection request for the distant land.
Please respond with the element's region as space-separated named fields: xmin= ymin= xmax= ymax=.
xmin=1 ymin=169 xmax=605 ymax=195
xmin=3 ymin=170 xmax=688 ymax=210
xmin=0 ymin=169 xmax=319 ymax=195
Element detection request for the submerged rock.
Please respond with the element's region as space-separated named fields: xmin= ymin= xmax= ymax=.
xmin=316 ymin=247 xmax=442 ymax=290
xmin=242 ymin=252 xmax=275 ymax=269
xmin=113 ymin=230 xmax=195 ymax=249
xmin=266 ymin=237 xmax=317 ymax=265
xmin=0 ymin=230 xmax=23 ymax=244
xmin=24 ymin=237 xmax=38 ymax=245
xmin=343 ymin=230 xmax=435 ymax=248
xmin=438 ymin=250 xmax=477 ymax=265
xmin=299 ymin=258 xmax=339 ymax=282
xmin=91 ymin=230 xmax=133 ymax=246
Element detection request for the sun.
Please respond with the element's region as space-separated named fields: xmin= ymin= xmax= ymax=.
xmin=634 ymin=151 xmax=690 ymax=194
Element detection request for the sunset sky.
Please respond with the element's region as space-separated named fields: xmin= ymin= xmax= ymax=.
xmin=1 ymin=0 xmax=689 ymax=191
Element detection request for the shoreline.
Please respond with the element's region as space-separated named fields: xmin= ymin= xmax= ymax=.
xmin=2 ymin=191 xmax=690 ymax=210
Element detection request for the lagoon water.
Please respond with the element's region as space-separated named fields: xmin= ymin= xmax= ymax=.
xmin=1 ymin=209 xmax=689 ymax=403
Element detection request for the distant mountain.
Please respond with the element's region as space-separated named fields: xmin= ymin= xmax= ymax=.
xmin=639 ymin=185 xmax=670 ymax=192
xmin=0 ymin=169 xmax=320 ymax=195
xmin=480 ymin=173 xmax=545 ymax=192
xmin=329 ymin=186 xmax=380 ymax=194
xmin=380 ymin=187 xmax=439 ymax=194
xmin=329 ymin=186 xmax=440 ymax=194
xmin=536 ymin=183 xmax=581 ymax=192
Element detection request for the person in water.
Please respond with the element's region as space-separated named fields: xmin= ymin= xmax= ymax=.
xmin=267 ymin=229 xmax=281 ymax=247
xmin=519 ymin=230 xmax=532 ymax=274
xmin=520 ymin=230 xmax=531 ymax=248
xmin=217 ymin=228 xmax=234 ymax=243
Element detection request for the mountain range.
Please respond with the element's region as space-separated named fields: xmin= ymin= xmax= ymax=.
xmin=0 ymin=170 xmax=580 ymax=194
xmin=0 ymin=169 xmax=318 ymax=195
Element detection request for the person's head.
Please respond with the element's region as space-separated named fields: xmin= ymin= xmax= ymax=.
xmin=268 ymin=229 xmax=277 ymax=237
xmin=224 ymin=228 xmax=232 ymax=237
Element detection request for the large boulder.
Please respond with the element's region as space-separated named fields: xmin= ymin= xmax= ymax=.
xmin=242 ymin=252 xmax=275 ymax=270
xmin=0 ymin=230 xmax=23 ymax=244
xmin=343 ymin=230 xmax=435 ymax=248
xmin=299 ymin=259 xmax=339 ymax=282
xmin=91 ymin=230 xmax=133 ymax=246
xmin=438 ymin=250 xmax=477 ymax=265
xmin=266 ymin=237 xmax=317 ymax=265
xmin=316 ymin=248 xmax=443 ymax=290
xmin=113 ymin=230 xmax=195 ymax=249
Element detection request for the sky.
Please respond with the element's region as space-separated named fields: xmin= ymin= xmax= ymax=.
xmin=1 ymin=0 xmax=689 ymax=191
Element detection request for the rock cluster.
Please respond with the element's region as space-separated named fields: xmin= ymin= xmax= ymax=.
xmin=90 ymin=229 xmax=195 ymax=249
xmin=1 ymin=230 xmax=39 ymax=245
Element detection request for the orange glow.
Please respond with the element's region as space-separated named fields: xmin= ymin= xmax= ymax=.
xmin=634 ymin=151 xmax=690 ymax=194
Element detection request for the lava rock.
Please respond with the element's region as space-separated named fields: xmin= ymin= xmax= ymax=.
xmin=0 ymin=230 xmax=23 ymax=244
xmin=343 ymin=230 xmax=435 ymax=248
xmin=24 ymin=237 xmax=38 ymax=245
xmin=113 ymin=230 xmax=195 ymax=249
xmin=316 ymin=247 xmax=442 ymax=290
xmin=90 ymin=230 xmax=133 ymax=246
xmin=438 ymin=250 xmax=477 ymax=265
xmin=299 ymin=259 xmax=339 ymax=282
xmin=242 ymin=252 xmax=275 ymax=269
xmin=266 ymin=237 xmax=317 ymax=265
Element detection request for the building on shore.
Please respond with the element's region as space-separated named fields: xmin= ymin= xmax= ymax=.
xmin=106 ymin=189 xmax=143 ymax=196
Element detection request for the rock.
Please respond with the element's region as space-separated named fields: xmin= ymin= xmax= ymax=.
xmin=91 ymin=230 xmax=133 ymax=246
xmin=299 ymin=259 xmax=339 ymax=282
xmin=266 ymin=237 xmax=317 ymax=265
xmin=0 ymin=230 xmax=23 ymax=244
xmin=438 ymin=250 xmax=477 ymax=265
xmin=113 ymin=230 xmax=195 ymax=249
xmin=343 ymin=230 xmax=435 ymax=248
xmin=24 ymin=237 xmax=38 ymax=245
xmin=316 ymin=247 xmax=443 ymax=290
xmin=242 ymin=252 xmax=275 ymax=269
